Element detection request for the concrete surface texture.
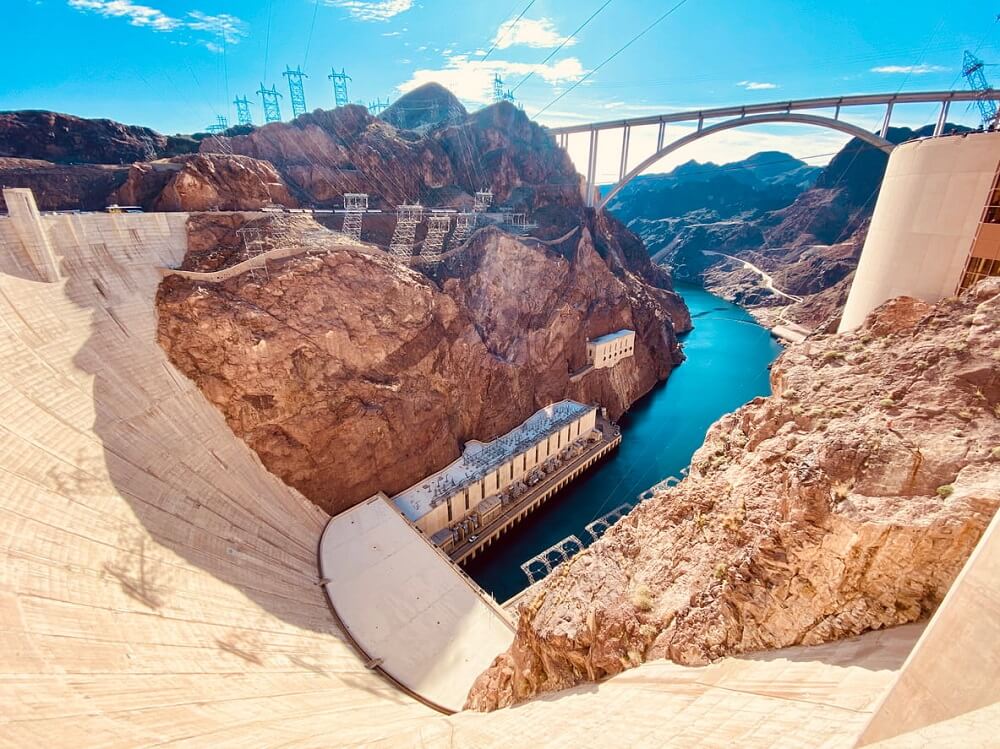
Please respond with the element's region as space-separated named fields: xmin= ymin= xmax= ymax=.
xmin=0 ymin=193 xmax=996 ymax=747
xmin=319 ymin=495 xmax=515 ymax=712
xmin=839 ymin=131 xmax=1000 ymax=332
xmin=856 ymin=509 xmax=1000 ymax=746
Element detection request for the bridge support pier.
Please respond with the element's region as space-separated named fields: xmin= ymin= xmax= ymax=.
xmin=880 ymin=102 xmax=894 ymax=139
xmin=618 ymin=126 xmax=631 ymax=182
xmin=585 ymin=129 xmax=599 ymax=208
xmin=934 ymin=101 xmax=951 ymax=137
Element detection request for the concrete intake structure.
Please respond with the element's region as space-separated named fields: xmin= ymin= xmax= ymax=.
xmin=840 ymin=131 xmax=1000 ymax=332
xmin=587 ymin=329 xmax=636 ymax=369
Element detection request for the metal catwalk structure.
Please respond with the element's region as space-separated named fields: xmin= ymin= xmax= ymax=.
xmin=448 ymin=212 xmax=476 ymax=249
xmin=422 ymin=212 xmax=452 ymax=255
xmin=389 ymin=204 xmax=424 ymax=257
xmin=521 ymin=535 xmax=585 ymax=585
xmin=549 ymin=89 xmax=1000 ymax=209
xmin=341 ymin=193 xmax=368 ymax=241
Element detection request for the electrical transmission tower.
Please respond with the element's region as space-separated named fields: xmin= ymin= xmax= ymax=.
xmin=368 ymin=97 xmax=390 ymax=115
xmin=257 ymin=83 xmax=283 ymax=123
xmin=205 ymin=115 xmax=229 ymax=134
xmin=473 ymin=190 xmax=493 ymax=213
xmin=389 ymin=204 xmax=424 ymax=257
xmin=448 ymin=212 xmax=476 ymax=249
xmin=329 ymin=68 xmax=352 ymax=108
xmin=342 ymin=193 xmax=368 ymax=241
xmin=423 ymin=212 xmax=452 ymax=255
xmin=493 ymin=74 xmax=505 ymax=103
xmin=234 ymin=96 xmax=254 ymax=126
xmin=962 ymin=51 xmax=1000 ymax=128
xmin=283 ymin=65 xmax=309 ymax=118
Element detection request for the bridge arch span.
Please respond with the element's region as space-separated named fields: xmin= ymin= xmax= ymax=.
xmin=598 ymin=112 xmax=894 ymax=210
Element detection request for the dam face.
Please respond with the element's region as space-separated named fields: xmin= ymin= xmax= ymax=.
xmin=0 ymin=190 xmax=994 ymax=747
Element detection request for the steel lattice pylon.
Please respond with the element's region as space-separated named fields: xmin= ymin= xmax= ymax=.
xmin=233 ymin=96 xmax=253 ymax=126
xmin=257 ymin=83 xmax=283 ymax=123
xmin=329 ymin=68 xmax=352 ymax=108
xmin=283 ymin=65 xmax=309 ymax=118
xmin=448 ymin=212 xmax=476 ymax=249
xmin=962 ymin=51 xmax=1000 ymax=128
xmin=389 ymin=204 xmax=424 ymax=257
xmin=422 ymin=213 xmax=452 ymax=256
xmin=341 ymin=193 xmax=368 ymax=241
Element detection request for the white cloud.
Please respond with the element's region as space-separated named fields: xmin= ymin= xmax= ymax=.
xmin=324 ymin=0 xmax=412 ymax=22
xmin=870 ymin=64 xmax=947 ymax=74
xmin=186 ymin=11 xmax=248 ymax=44
xmin=738 ymin=80 xmax=778 ymax=90
xmin=382 ymin=30 xmax=402 ymax=36
xmin=397 ymin=54 xmax=586 ymax=104
xmin=492 ymin=17 xmax=574 ymax=50
xmin=67 ymin=0 xmax=180 ymax=31
xmin=67 ymin=1 xmax=248 ymax=47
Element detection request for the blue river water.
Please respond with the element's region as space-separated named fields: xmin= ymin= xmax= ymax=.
xmin=464 ymin=284 xmax=784 ymax=603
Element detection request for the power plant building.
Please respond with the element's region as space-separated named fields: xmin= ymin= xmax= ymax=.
xmin=587 ymin=329 xmax=635 ymax=369
xmin=391 ymin=401 xmax=598 ymax=543
xmin=840 ymin=132 xmax=1000 ymax=331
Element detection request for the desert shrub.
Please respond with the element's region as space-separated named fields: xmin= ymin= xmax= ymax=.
xmin=936 ymin=484 xmax=954 ymax=498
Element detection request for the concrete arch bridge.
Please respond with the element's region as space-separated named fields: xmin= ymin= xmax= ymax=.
xmin=547 ymin=89 xmax=1000 ymax=209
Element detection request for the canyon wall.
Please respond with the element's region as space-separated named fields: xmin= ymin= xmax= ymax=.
xmin=158 ymin=213 xmax=688 ymax=515
xmin=467 ymin=279 xmax=1000 ymax=710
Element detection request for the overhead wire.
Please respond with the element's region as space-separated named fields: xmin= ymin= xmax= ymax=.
xmin=481 ymin=0 xmax=537 ymax=62
xmin=534 ymin=0 xmax=692 ymax=118
xmin=510 ymin=0 xmax=616 ymax=94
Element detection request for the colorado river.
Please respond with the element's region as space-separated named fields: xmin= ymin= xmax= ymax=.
xmin=465 ymin=284 xmax=784 ymax=603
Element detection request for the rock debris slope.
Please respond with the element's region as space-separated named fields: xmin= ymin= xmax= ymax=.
xmin=467 ymin=280 xmax=1000 ymax=710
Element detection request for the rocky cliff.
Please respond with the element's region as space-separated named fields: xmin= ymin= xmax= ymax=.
xmin=467 ymin=279 xmax=1000 ymax=710
xmin=616 ymin=125 xmax=970 ymax=330
xmin=157 ymin=212 xmax=688 ymax=515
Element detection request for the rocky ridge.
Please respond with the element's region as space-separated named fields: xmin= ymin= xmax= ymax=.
xmin=467 ymin=279 xmax=1000 ymax=710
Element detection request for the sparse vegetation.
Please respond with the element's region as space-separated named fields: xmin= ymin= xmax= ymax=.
xmin=936 ymin=484 xmax=954 ymax=498
xmin=631 ymin=584 xmax=654 ymax=612
xmin=879 ymin=398 xmax=895 ymax=408
xmin=713 ymin=563 xmax=727 ymax=582
xmin=991 ymin=447 xmax=1000 ymax=460
xmin=822 ymin=350 xmax=845 ymax=362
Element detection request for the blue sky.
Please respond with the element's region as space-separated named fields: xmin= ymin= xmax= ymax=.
xmin=4 ymin=1 xmax=998 ymax=177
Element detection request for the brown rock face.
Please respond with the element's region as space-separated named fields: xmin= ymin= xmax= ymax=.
xmin=157 ymin=215 xmax=688 ymax=515
xmin=0 ymin=110 xmax=195 ymax=164
xmin=0 ymin=158 xmax=129 ymax=211
xmin=466 ymin=280 xmax=1000 ymax=711
xmin=113 ymin=154 xmax=298 ymax=211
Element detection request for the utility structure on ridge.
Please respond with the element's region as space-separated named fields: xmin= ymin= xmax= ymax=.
xmin=236 ymin=227 xmax=268 ymax=281
xmin=329 ymin=68 xmax=352 ymax=108
xmin=233 ymin=96 xmax=253 ymax=126
xmin=368 ymin=97 xmax=390 ymax=115
xmin=205 ymin=115 xmax=229 ymax=134
xmin=389 ymin=204 xmax=424 ymax=257
xmin=257 ymin=83 xmax=283 ymax=123
xmin=341 ymin=193 xmax=368 ymax=241
xmin=962 ymin=51 xmax=1000 ymax=129
xmin=283 ymin=65 xmax=309 ymax=118
xmin=473 ymin=190 xmax=493 ymax=215
xmin=492 ymin=74 xmax=516 ymax=105
xmin=422 ymin=212 xmax=452 ymax=255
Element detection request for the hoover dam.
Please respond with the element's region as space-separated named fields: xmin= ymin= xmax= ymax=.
xmin=1 ymin=178 xmax=997 ymax=745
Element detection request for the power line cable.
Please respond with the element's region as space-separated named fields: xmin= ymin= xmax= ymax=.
xmin=303 ymin=0 xmax=321 ymax=68
xmin=534 ymin=0 xmax=691 ymax=118
xmin=481 ymin=0 xmax=537 ymax=62
xmin=511 ymin=0 xmax=615 ymax=94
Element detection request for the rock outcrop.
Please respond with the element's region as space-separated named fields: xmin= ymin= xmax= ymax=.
xmin=467 ymin=280 xmax=1000 ymax=711
xmin=113 ymin=154 xmax=298 ymax=211
xmin=380 ymin=82 xmax=468 ymax=131
xmin=157 ymin=213 xmax=688 ymax=515
xmin=0 ymin=110 xmax=195 ymax=164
